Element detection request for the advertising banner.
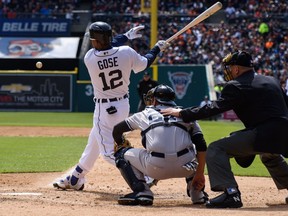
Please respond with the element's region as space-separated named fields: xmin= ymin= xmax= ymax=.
xmin=0 ymin=19 xmax=71 ymax=36
xmin=0 ymin=74 xmax=73 ymax=111
xmin=158 ymin=65 xmax=212 ymax=107
xmin=128 ymin=65 xmax=215 ymax=113
xmin=0 ymin=37 xmax=80 ymax=58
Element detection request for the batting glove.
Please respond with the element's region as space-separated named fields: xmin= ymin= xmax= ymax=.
xmin=155 ymin=40 xmax=170 ymax=52
xmin=124 ymin=25 xmax=145 ymax=40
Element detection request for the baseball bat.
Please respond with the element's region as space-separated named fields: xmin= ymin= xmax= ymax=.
xmin=165 ymin=2 xmax=222 ymax=43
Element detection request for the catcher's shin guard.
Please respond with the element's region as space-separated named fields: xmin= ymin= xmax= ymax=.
xmin=115 ymin=148 xmax=145 ymax=192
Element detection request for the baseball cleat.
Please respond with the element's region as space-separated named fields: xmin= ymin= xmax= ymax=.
xmin=53 ymin=175 xmax=85 ymax=191
xmin=205 ymin=188 xmax=243 ymax=208
xmin=118 ymin=192 xmax=153 ymax=206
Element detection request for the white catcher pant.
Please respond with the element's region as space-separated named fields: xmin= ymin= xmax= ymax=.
xmin=79 ymin=98 xmax=130 ymax=172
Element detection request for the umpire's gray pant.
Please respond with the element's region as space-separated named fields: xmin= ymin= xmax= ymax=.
xmin=206 ymin=128 xmax=288 ymax=191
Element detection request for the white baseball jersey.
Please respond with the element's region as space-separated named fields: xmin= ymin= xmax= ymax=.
xmin=126 ymin=105 xmax=202 ymax=153
xmin=123 ymin=105 xmax=201 ymax=180
xmin=119 ymin=105 xmax=206 ymax=203
xmin=84 ymin=46 xmax=148 ymax=99
xmin=78 ymin=44 xmax=149 ymax=172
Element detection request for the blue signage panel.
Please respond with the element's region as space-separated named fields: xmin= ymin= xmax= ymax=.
xmin=158 ymin=65 xmax=209 ymax=107
xmin=0 ymin=19 xmax=71 ymax=36
xmin=0 ymin=74 xmax=73 ymax=111
xmin=76 ymin=82 xmax=94 ymax=112
xmin=128 ymin=65 xmax=210 ymax=113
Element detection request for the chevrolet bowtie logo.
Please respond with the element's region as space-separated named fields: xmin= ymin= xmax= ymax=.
xmin=0 ymin=84 xmax=32 ymax=93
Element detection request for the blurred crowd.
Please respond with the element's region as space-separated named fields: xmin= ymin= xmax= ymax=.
xmin=157 ymin=18 xmax=288 ymax=86
xmin=1 ymin=0 xmax=288 ymax=90
xmin=90 ymin=0 xmax=287 ymax=17
xmin=97 ymin=0 xmax=288 ymax=88
xmin=0 ymin=0 xmax=80 ymax=20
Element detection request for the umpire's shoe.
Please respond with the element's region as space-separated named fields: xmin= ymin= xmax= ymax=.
xmin=118 ymin=192 xmax=154 ymax=206
xmin=205 ymin=188 xmax=243 ymax=208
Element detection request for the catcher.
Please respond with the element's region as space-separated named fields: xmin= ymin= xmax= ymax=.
xmin=112 ymin=84 xmax=208 ymax=206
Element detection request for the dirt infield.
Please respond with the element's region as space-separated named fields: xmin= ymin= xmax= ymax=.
xmin=0 ymin=127 xmax=287 ymax=216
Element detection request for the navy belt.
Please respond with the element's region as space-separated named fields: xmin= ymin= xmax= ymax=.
xmin=95 ymin=94 xmax=128 ymax=103
xmin=151 ymin=148 xmax=189 ymax=158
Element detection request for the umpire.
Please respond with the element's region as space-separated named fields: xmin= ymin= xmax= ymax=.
xmin=137 ymin=71 xmax=159 ymax=112
xmin=161 ymin=50 xmax=288 ymax=208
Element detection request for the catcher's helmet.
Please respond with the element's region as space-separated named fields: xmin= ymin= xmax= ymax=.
xmin=144 ymin=84 xmax=176 ymax=106
xmin=88 ymin=21 xmax=112 ymax=45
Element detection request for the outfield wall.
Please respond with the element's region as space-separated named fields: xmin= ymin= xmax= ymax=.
xmin=77 ymin=64 xmax=216 ymax=113
xmin=0 ymin=62 xmax=215 ymax=113
xmin=0 ymin=70 xmax=77 ymax=112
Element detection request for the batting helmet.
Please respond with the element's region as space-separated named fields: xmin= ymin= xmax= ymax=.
xmin=88 ymin=21 xmax=112 ymax=46
xmin=145 ymin=84 xmax=176 ymax=106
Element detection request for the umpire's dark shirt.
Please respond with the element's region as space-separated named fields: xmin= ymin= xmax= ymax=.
xmin=180 ymin=70 xmax=288 ymax=156
xmin=137 ymin=78 xmax=159 ymax=102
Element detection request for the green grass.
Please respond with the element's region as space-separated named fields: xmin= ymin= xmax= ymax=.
xmin=0 ymin=112 xmax=93 ymax=127
xmin=0 ymin=112 xmax=285 ymax=177
xmin=198 ymin=120 xmax=244 ymax=144
xmin=0 ymin=137 xmax=87 ymax=173
xmin=0 ymin=112 xmax=91 ymax=173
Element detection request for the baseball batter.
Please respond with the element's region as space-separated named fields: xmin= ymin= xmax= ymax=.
xmin=112 ymin=85 xmax=208 ymax=206
xmin=53 ymin=21 xmax=169 ymax=190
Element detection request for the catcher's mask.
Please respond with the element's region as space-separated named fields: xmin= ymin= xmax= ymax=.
xmin=86 ymin=21 xmax=112 ymax=47
xmin=143 ymin=87 xmax=155 ymax=106
xmin=144 ymin=84 xmax=176 ymax=106
xmin=222 ymin=50 xmax=253 ymax=81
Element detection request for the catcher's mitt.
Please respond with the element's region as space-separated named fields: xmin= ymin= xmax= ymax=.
xmin=114 ymin=136 xmax=132 ymax=153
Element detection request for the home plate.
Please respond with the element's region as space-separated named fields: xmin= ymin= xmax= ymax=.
xmin=0 ymin=192 xmax=42 ymax=196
